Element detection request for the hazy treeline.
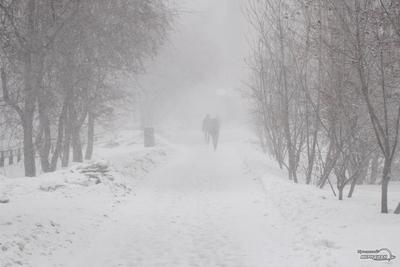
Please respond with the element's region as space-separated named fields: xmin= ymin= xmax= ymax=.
xmin=246 ymin=0 xmax=400 ymax=213
xmin=0 ymin=0 xmax=174 ymax=177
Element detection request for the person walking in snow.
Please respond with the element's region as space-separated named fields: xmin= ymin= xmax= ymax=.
xmin=208 ymin=117 xmax=220 ymax=151
xmin=202 ymin=114 xmax=211 ymax=144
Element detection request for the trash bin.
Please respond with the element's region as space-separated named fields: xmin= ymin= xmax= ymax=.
xmin=8 ymin=150 xmax=13 ymax=165
xmin=144 ymin=127 xmax=155 ymax=147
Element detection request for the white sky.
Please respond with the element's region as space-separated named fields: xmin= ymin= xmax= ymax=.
xmin=138 ymin=0 xmax=252 ymax=127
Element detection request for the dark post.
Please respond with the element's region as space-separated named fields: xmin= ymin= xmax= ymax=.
xmin=144 ymin=127 xmax=155 ymax=147
xmin=0 ymin=151 xmax=4 ymax=167
xmin=9 ymin=150 xmax=13 ymax=165
xmin=17 ymin=149 xmax=22 ymax=162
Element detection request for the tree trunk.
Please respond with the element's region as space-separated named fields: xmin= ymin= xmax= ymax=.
xmin=381 ymin=160 xmax=391 ymax=213
xmin=39 ymin=123 xmax=51 ymax=172
xmin=319 ymin=156 xmax=337 ymax=188
xmin=357 ymin=159 xmax=369 ymax=185
xmin=394 ymin=203 xmax=400 ymax=214
xmin=38 ymin=100 xmax=51 ymax=172
xmin=306 ymin=128 xmax=318 ymax=184
xmin=50 ymin=102 xmax=67 ymax=171
xmin=347 ymin=176 xmax=358 ymax=198
xmin=319 ymin=139 xmax=339 ymax=189
xmin=1 ymin=65 xmax=36 ymax=176
xmin=85 ymin=112 xmax=95 ymax=160
xmin=277 ymin=15 xmax=298 ymax=184
xmin=62 ymin=110 xmax=71 ymax=168
xmin=369 ymin=153 xmax=379 ymax=184
xmin=22 ymin=59 xmax=36 ymax=177
xmin=35 ymin=52 xmax=50 ymax=172
xmin=22 ymin=0 xmax=37 ymax=177
xmin=338 ymin=187 xmax=343 ymax=200
xmin=288 ymin=154 xmax=298 ymax=183
xmin=70 ymin=105 xmax=87 ymax=163
xmin=23 ymin=117 xmax=36 ymax=177
xmin=348 ymin=158 xmax=369 ymax=198
xmin=72 ymin=128 xmax=83 ymax=162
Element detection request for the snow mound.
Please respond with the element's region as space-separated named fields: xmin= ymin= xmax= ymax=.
xmin=39 ymin=182 xmax=65 ymax=192
xmin=0 ymin=147 xmax=167 ymax=267
xmin=65 ymin=161 xmax=111 ymax=186
xmin=0 ymin=131 xmax=172 ymax=267
xmin=63 ymin=160 xmax=133 ymax=197
xmin=104 ymin=140 xmax=120 ymax=148
xmin=0 ymin=176 xmax=11 ymax=203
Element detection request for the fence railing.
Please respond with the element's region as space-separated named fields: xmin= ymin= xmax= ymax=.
xmin=0 ymin=130 xmax=113 ymax=169
xmin=0 ymin=148 xmax=22 ymax=167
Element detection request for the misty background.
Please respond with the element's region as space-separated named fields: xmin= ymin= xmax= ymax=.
xmin=135 ymin=0 xmax=250 ymax=129
xmin=1 ymin=1 xmax=400 ymax=266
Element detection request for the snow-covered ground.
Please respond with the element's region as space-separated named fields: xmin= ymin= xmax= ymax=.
xmin=0 ymin=131 xmax=172 ymax=267
xmin=1 ymin=129 xmax=399 ymax=267
xmin=242 ymin=140 xmax=400 ymax=267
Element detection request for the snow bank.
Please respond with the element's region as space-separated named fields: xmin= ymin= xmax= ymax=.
xmin=241 ymin=140 xmax=400 ymax=267
xmin=0 ymin=131 xmax=171 ymax=267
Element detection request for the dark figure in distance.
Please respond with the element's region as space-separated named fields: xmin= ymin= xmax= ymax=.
xmin=202 ymin=114 xmax=211 ymax=144
xmin=208 ymin=117 xmax=220 ymax=151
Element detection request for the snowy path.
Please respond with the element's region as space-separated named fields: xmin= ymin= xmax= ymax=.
xmin=67 ymin=136 xmax=287 ymax=267
xmin=65 ymin=132 xmax=400 ymax=267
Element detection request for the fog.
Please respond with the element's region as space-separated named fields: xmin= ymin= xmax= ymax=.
xmin=138 ymin=0 xmax=250 ymax=129
xmin=1 ymin=1 xmax=400 ymax=266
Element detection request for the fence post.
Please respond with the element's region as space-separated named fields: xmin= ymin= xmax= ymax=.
xmin=9 ymin=150 xmax=13 ymax=165
xmin=0 ymin=151 xmax=4 ymax=167
xmin=144 ymin=127 xmax=155 ymax=147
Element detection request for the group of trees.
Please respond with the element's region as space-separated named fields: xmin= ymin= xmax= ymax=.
xmin=246 ymin=0 xmax=400 ymax=214
xmin=0 ymin=0 xmax=174 ymax=177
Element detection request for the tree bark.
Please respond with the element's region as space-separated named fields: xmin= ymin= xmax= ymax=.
xmin=381 ymin=159 xmax=391 ymax=213
xmin=62 ymin=115 xmax=71 ymax=167
xmin=369 ymin=153 xmax=379 ymax=184
xmin=70 ymin=105 xmax=87 ymax=163
xmin=22 ymin=115 xmax=36 ymax=177
xmin=319 ymin=147 xmax=338 ymax=189
xmin=50 ymin=101 xmax=67 ymax=171
xmin=34 ymin=51 xmax=52 ymax=172
xmin=394 ymin=203 xmax=400 ymax=214
xmin=38 ymin=118 xmax=51 ymax=172
xmin=71 ymin=128 xmax=83 ymax=162
xmin=1 ymin=66 xmax=36 ymax=176
xmin=85 ymin=112 xmax=95 ymax=160
xmin=37 ymin=81 xmax=51 ymax=171
xmin=277 ymin=14 xmax=298 ymax=184
xmin=22 ymin=0 xmax=37 ymax=177
xmin=338 ymin=187 xmax=343 ymax=200
xmin=348 ymin=157 xmax=368 ymax=198
xmin=61 ymin=59 xmax=74 ymax=168
xmin=347 ymin=176 xmax=358 ymax=198
xmin=306 ymin=126 xmax=318 ymax=184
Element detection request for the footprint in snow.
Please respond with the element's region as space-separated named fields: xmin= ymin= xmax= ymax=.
xmin=314 ymin=239 xmax=340 ymax=249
